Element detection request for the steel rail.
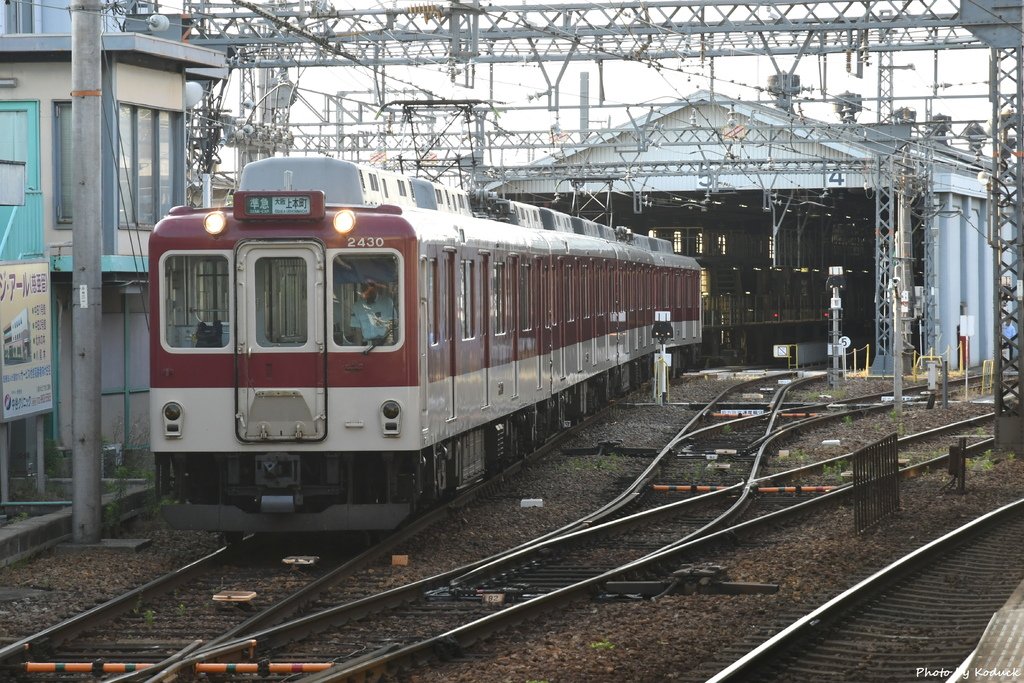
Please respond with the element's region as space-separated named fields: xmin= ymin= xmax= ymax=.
xmin=278 ymin=412 xmax=994 ymax=682
xmin=12 ymin=375 xmax=953 ymax=680
xmin=121 ymin=373 xmax=791 ymax=680
xmin=706 ymin=494 xmax=1024 ymax=682
xmin=0 ymin=544 xmax=234 ymax=670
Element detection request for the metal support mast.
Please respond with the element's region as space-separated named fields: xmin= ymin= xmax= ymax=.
xmin=872 ymin=156 xmax=897 ymax=374
xmin=992 ymin=47 xmax=1024 ymax=453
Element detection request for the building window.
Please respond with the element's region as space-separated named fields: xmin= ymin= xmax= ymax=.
xmin=4 ymin=0 xmax=33 ymax=33
xmin=118 ymin=104 xmax=178 ymax=228
xmin=55 ymin=103 xmax=73 ymax=222
xmin=0 ymin=108 xmax=27 ymax=162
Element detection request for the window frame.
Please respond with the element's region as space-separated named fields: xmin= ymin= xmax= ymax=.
xmin=159 ymin=250 xmax=233 ymax=353
xmin=116 ymin=103 xmax=180 ymax=229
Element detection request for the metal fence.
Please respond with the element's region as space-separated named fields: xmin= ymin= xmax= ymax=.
xmin=852 ymin=432 xmax=900 ymax=534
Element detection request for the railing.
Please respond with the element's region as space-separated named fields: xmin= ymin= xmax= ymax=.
xmin=852 ymin=432 xmax=900 ymax=534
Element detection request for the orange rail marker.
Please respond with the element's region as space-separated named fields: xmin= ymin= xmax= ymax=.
xmin=25 ymin=663 xmax=153 ymax=673
xmin=652 ymin=485 xmax=836 ymax=493
xmin=651 ymin=485 xmax=729 ymax=493
xmin=195 ymin=662 xmax=333 ymax=674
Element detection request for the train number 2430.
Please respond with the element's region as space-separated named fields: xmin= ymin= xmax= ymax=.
xmin=347 ymin=236 xmax=385 ymax=247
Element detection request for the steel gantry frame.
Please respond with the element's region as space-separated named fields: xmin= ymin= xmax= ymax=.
xmin=172 ymin=0 xmax=1024 ymax=452
xmin=990 ymin=47 xmax=1024 ymax=452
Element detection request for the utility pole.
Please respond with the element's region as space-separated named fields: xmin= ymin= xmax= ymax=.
xmin=70 ymin=0 xmax=103 ymax=543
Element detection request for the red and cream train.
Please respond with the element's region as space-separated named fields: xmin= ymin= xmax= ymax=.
xmin=149 ymin=156 xmax=702 ymax=534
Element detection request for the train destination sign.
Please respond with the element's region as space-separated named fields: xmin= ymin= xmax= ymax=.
xmin=246 ymin=194 xmax=310 ymax=215
xmin=233 ymin=191 xmax=325 ymax=220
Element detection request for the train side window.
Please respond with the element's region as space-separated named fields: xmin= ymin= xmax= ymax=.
xmin=519 ymin=261 xmax=532 ymax=332
xmin=428 ymin=258 xmax=438 ymax=345
xmin=493 ymin=261 xmax=506 ymax=335
xmin=162 ymin=253 xmax=230 ymax=349
xmin=460 ymin=259 xmax=475 ymax=340
xmin=582 ymin=262 xmax=591 ymax=320
xmin=565 ymin=263 xmax=574 ymax=323
xmin=333 ymin=253 xmax=401 ymax=348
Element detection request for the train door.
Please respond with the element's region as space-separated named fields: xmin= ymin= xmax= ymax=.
xmin=482 ymin=253 xmax=491 ymax=407
xmin=611 ymin=257 xmax=624 ymax=364
xmin=234 ymin=241 xmax=327 ymax=442
xmin=587 ymin=260 xmax=597 ymax=369
xmin=419 ymin=256 xmax=432 ymax=420
xmin=511 ymin=256 xmax=521 ymax=398
xmin=558 ymin=258 xmax=567 ymax=380
xmin=539 ymin=257 xmax=550 ymax=391
xmin=446 ymin=249 xmax=457 ymax=419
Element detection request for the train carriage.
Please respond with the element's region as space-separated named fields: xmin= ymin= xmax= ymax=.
xmin=149 ymin=156 xmax=701 ymax=534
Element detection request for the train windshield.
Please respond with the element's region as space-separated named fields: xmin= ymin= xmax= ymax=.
xmin=162 ymin=253 xmax=230 ymax=349
xmin=253 ymin=256 xmax=308 ymax=346
xmin=333 ymin=253 xmax=400 ymax=348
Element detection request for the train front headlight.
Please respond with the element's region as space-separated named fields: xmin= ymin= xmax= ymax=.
xmin=203 ymin=210 xmax=227 ymax=235
xmin=380 ymin=400 xmax=401 ymax=436
xmin=333 ymin=209 xmax=356 ymax=234
xmin=163 ymin=401 xmax=183 ymax=438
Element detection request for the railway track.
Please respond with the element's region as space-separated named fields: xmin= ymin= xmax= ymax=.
xmin=708 ymin=497 xmax=1024 ymax=682
xmin=1 ymin=373 xmax=989 ymax=681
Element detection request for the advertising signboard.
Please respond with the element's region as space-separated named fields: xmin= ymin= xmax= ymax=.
xmin=0 ymin=260 xmax=52 ymax=421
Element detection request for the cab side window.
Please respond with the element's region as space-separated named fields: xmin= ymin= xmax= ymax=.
xmin=333 ymin=253 xmax=401 ymax=347
xmin=163 ymin=254 xmax=230 ymax=349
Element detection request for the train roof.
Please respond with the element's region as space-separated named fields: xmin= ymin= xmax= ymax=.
xmin=235 ymin=156 xmax=697 ymax=266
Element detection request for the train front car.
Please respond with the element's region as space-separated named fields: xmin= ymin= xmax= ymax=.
xmin=150 ymin=158 xmax=424 ymax=534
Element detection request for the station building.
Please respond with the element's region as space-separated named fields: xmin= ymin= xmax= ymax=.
xmin=487 ymin=90 xmax=993 ymax=372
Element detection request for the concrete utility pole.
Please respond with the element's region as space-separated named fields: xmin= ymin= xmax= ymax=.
xmin=70 ymin=0 xmax=104 ymax=543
